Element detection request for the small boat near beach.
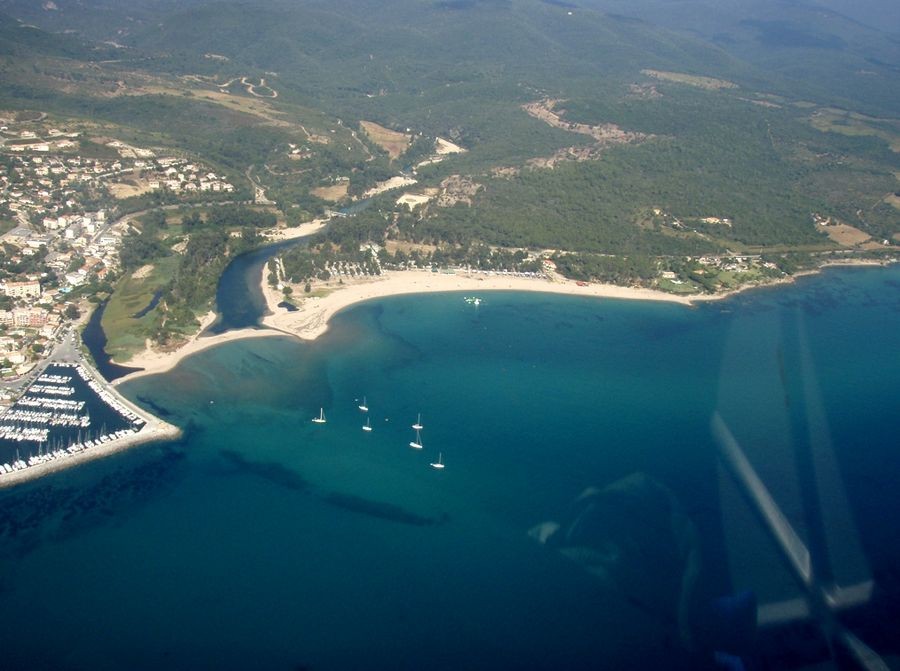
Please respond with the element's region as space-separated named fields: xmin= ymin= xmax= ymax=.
xmin=363 ymin=417 xmax=373 ymax=432
xmin=430 ymin=452 xmax=445 ymax=470
xmin=412 ymin=413 xmax=423 ymax=431
xmin=358 ymin=397 xmax=368 ymax=412
xmin=410 ymin=428 xmax=423 ymax=450
xmin=312 ymin=408 xmax=326 ymax=424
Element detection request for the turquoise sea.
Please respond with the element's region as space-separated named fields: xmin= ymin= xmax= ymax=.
xmin=1 ymin=266 xmax=899 ymax=670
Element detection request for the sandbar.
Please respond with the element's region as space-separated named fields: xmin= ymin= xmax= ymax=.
xmin=262 ymin=218 xmax=327 ymax=241
xmin=112 ymin=311 xmax=284 ymax=385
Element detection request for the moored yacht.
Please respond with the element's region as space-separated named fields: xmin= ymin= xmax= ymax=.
xmin=312 ymin=408 xmax=326 ymax=424
xmin=412 ymin=413 xmax=423 ymax=431
xmin=358 ymin=397 xmax=368 ymax=412
xmin=362 ymin=417 xmax=373 ymax=432
xmin=430 ymin=452 xmax=445 ymax=470
xmin=409 ymin=428 xmax=423 ymax=449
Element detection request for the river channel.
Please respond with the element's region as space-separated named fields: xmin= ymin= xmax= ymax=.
xmin=83 ymin=229 xmax=319 ymax=380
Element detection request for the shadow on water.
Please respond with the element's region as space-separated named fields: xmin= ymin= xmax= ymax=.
xmin=219 ymin=449 xmax=309 ymax=492
xmin=136 ymin=395 xmax=173 ymax=418
xmin=217 ymin=449 xmax=446 ymax=526
xmin=322 ymin=492 xmax=448 ymax=527
xmin=0 ymin=446 xmax=187 ymax=560
xmin=81 ymin=300 xmax=143 ymax=382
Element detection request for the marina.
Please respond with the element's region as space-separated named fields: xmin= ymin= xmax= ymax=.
xmin=0 ymin=362 xmax=155 ymax=480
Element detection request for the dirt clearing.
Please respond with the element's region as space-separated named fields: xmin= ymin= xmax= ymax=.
xmin=360 ymin=121 xmax=411 ymax=159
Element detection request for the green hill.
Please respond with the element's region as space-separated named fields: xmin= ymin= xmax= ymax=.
xmin=0 ymin=0 xmax=897 ymax=277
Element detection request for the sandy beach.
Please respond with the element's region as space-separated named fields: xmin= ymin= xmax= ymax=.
xmin=259 ymin=269 xmax=701 ymax=341
xmin=261 ymin=218 xmax=328 ymax=241
xmin=112 ymin=310 xmax=285 ymax=385
xmin=111 ymin=256 xmax=895 ymax=386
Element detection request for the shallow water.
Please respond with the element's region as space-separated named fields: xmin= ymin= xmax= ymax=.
xmin=1 ymin=265 xmax=898 ymax=670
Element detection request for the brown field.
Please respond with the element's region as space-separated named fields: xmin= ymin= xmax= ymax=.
xmin=360 ymin=121 xmax=411 ymax=159
xmin=132 ymin=264 xmax=155 ymax=280
xmin=384 ymin=240 xmax=438 ymax=255
xmin=311 ymin=183 xmax=349 ymax=202
xmin=108 ymin=182 xmax=154 ymax=199
xmin=823 ymin=224 xmax=871 ymax=246
xmin=885 ymin=193 xmax=900 ymax=210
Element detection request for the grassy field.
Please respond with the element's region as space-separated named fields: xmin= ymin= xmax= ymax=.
xmin=641 ymin=70 xmax=738 ymax=90
xmin=101 ymin=256 xmax=179 ymax=361
xmin=809 ymin=108 xmax=900 ymax=153
xmin=822 ymin=223 xmax=872 ymax=247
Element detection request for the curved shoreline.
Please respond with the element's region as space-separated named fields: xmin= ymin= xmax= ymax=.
xmin=112 ymin=258 xmax=895 ymax=384
xmin=7 ymin=259 xmax=887 ymax=487
xmin=259 ymin=269 xmax=701 ymax=340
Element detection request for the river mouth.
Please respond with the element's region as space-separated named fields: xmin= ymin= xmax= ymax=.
xmin=203 ymin=237 xmax=305 ymax=335
xmin=81 ymin=300 xmax=144 ymax=381
xmin=83 ymin=221 xmax=323 ymax=379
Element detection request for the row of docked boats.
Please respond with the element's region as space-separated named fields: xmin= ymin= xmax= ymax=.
xmin=27 ymin=384 xmax=75 ymax=397
xmin=0 ymin=362 xmax=150 ymax=479
xmin=17 ymin=396 xmax=85 ymax=411
xmin=36 ymin=373 xmax=71 ymax=385
xmin=312 ymin=399 xmax=445 ymax=469
xmin=0 ymin=427 xmax=141 ymax=476
xmin=1 ymin=408 xmax=90 ymax=428
xmin=67 ymin=362 xmax=146 ymax=429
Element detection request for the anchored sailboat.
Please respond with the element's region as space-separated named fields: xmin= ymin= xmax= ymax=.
xmin=358 ymin=397 xmax=368 ymax=412
xmin=409 ymin=428 xmax=423 ymax=449
xmin=412 ymin=413 xmax=423 ymax=431
xmin=430 ymin=452 xmax=445 ymax=470
xmin=312 ymin=408 xmax=326 ymax=424
xmin=362 ymin=417 xmax=373 ymax=432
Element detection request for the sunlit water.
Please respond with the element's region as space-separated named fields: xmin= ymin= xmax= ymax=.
xmin=1 ymin=266 xmax=898 ymax=670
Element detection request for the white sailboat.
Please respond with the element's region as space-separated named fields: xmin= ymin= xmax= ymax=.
xmin=362 ymin=417 xmax=373 ymax=432
xmin=312 ymin=407 xmax=326 ymax=424
xmin=409 ymin=428 xmax=423 ymax=449
xmin=358 ymin=396 xmax=368 ymax=412
xmin=412 ymin=413 xmax=423 ymax=430
xmin=430 ymin=452 xmax=445 ymax=470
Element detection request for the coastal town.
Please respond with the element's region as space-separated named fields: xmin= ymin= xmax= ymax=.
xmin=0 ymin=113 xmax=235 ymax=384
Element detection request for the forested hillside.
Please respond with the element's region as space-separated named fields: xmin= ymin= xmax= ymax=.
xmin=0 ymin=0 xmax=897 ymax=290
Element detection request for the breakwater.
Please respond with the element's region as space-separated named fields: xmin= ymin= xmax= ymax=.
xmin=0 ymin=362 xmax=180 ymax=485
